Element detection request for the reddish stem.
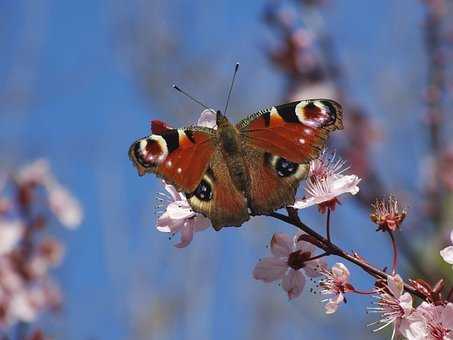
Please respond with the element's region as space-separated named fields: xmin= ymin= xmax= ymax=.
xmin=388 ymin=230 xmax=398 ymax=275
xmin=351 ymin=288 xmax=375 ymax=295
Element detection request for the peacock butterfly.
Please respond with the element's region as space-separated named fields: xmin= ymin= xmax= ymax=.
xmin=128 ymin=99 xmax=343 ymax=230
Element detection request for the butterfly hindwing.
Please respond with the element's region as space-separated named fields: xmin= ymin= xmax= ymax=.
xmin=241 ymin=145 xmax=309 ymax=215
xmin=128 ymin=126 xmax=216 ymax=193
xmin=185 ymin=149 xmax=249 ymax=230
xmin=237 ymin=99 xmax=343 ymax=164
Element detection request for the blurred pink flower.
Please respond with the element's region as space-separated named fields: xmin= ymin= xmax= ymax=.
xmin=0 ymin=219 xmax=24 ymax=255
xmin=15 ymin=160 xmax=83 ymax=229
xmin=319 ymin=262 xmax=353 ymax=314
xmin=0 ymin=160 xmax=78 ymax=332
xmin=253 ymin=232 xmax=326 ymax=300
xmin=28 ymin=238 xmax=65 ymax=278
xmin=440 ymin=230 xmax=453 ymax=269
xmin=400 ymin=302 xmax=453 ymax=340
xmin=156 ymin=183 xmax=210 ymax=248
xmin=293 ymin=151 xmax=360 ymax=212
xmin=369 ymin=274 xmax=413 ymax=339
xmin=47 ymin=185 xmax=83 ymax=229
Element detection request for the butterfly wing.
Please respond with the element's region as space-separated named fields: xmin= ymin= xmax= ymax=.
xmin=241 ymin=146 xmax=309 ymax=215
xmin=186 ymin=149 xmax=249 ymax=230
xmin=128 ymin=126 xmax=216 ymax=193
xmin=237 ymin=99 xmax=343 ymax=214
xmin=237 ymin=99 xmax=343 ymax=164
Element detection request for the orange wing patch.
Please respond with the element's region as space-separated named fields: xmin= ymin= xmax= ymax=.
xmin=238 ymin=99 xmax=343 ymax=164
xmin=129 ymin=128 xmax=216 ymax=193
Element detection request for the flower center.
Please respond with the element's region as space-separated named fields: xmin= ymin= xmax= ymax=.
xmin=287 ymin=250 xmax=312 ymax=270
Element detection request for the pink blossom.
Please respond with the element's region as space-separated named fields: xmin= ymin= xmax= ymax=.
xmin=0 ymin=219 xmax=24 ymax=255
xmin=440 ymin=230 xmax=453 ymax=269
xmin=319 ymin=262 xmax=353 ymax=314
xmin=400 ymin=302 xmax=453 ymax=340
xmin=368 ymin=274 xmax=413 ymax=339
xmin=156 ymin=183 xmax=210 ymax=248
xmin=253 ymin=233 xmax=326 ymax=300
xmin=293 ymin=150 xmax=361 ymax=212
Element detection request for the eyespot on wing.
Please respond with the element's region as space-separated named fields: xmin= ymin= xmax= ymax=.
xmin=128 ymin=135 xmax=169 ymax=175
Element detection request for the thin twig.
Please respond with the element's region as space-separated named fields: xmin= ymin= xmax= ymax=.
xmin=326 ymin=208 xmax=331 ymax=243
xmin=388 ymin=231 xmax=398 ymax=275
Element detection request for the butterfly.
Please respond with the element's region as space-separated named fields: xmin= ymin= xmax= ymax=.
xmin=129 ymin=99 xmax=343 ymax=230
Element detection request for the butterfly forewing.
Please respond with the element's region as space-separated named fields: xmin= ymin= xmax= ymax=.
xmin=128 ymin=126 xmax=216 ymax=193
xmin=237 ymin=99 xmax=343 ymax=164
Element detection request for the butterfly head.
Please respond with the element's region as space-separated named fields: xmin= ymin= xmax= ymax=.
xmin=216 ymin=110 xmax=230 ymax=128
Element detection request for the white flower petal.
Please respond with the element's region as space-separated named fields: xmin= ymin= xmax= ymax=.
xmin=197 ymin=109 xmax=217 ymax=129
xmin=399 ymin=315 xmax=428 ymax=340
xmin=292 ymin=196 xmax=319 ymax=209
xmin=331 ymin=263 xmax=350 ymax=283
xmin=294 ymin=237 xmax=315 ymax=254
xmin=331 ymin=175 xmax=361 ymax=196
xmin=293 ymin=174 xmax=361 ymax=209
xmin=174 ymin=223 xmax=194 ymax=248
xmin=399 ymin=292 xmax=413 ymax=315
xmin=164 ymin=183 xmax=182 ymax=201
xmin=270 ymin=233 xmax=292 ymax=257
xmin=304 ymin=258 xmax=326 ymax=278
xmin=387 ymin=274 xmax=404 ymax=298
xmin=253 ymin=257 xmax=288 ymax=282
xmin=324 ymin=293 xmax=344 ymax=314
xmin=281 ymin=269 xmax=305 ymax=300
xmin=166 ymin=202 xmax=194 ymax=220
xmin=440 ymin=245 xmax=453 ymax=265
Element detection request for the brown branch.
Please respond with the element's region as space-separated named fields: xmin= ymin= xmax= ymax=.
xmin=269 ymin=211 xmax=426 ymax=300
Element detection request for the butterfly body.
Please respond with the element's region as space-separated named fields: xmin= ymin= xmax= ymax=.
xmin=216 ymin=113 xmax=251 ymax=196
xmin=129 ymin=99 xmax=343 ymax=230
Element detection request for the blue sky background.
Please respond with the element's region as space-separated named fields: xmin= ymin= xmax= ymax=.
xmin=0 ymin=0 xmax=438 ymax=339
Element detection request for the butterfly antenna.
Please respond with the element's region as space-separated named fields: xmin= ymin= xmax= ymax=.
xmin=172 ymin=84 xmax=214 ymax=112
xmin=223 ymin=62 xmax=240 ymax=116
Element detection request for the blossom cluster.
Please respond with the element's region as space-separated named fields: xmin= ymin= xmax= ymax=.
xmin=0 ymin=160 xmax=82 ymax=333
